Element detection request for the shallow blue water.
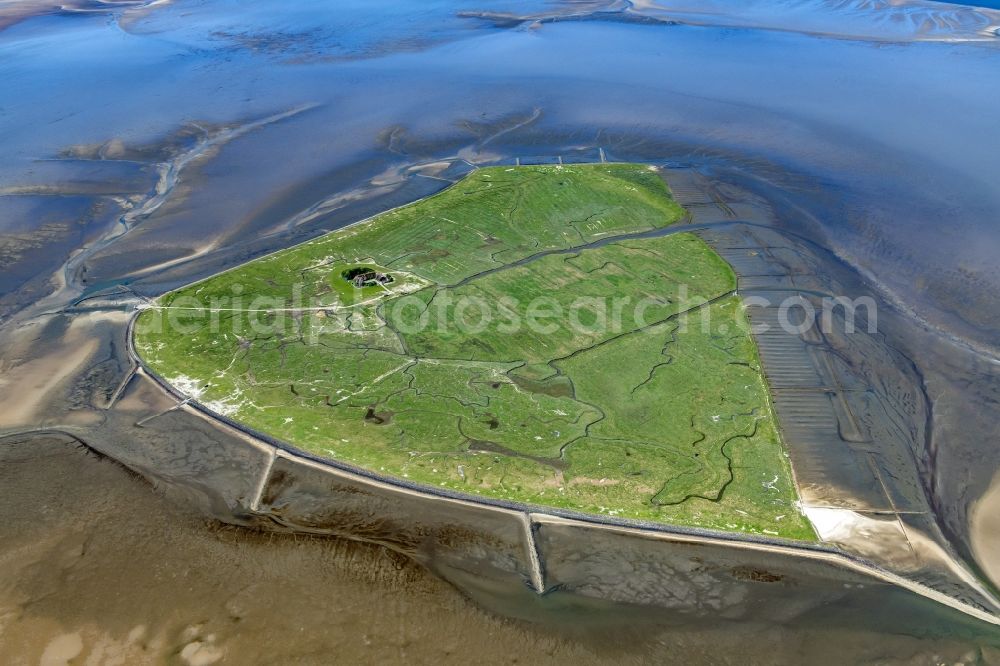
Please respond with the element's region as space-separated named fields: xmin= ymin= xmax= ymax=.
xmin=4 ymin=0 xmax=998 ymax=346
xmin=938 ymin=0 xmax=1000 ymax=8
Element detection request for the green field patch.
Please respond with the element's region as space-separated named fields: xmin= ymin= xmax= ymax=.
xmin=384 ymin=233 xmax=735 ymax=364
xmin=136 ymin=164 xmax=814 ymax=540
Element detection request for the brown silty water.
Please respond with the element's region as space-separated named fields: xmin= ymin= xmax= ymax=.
xmin=0 ymin=434 xmax=997 ymax=665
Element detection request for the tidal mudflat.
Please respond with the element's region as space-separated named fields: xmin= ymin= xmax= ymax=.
xmin=3 ymin=0 xmax=1000 ymax=662
xmin=2 ymin=435 xmax=997 ymax=664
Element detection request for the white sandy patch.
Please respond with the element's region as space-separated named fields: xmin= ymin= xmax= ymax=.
xmin=969 ymin=473 xmax=1000 ymax=585
xmin=800 ymin=505 xmax=920 ymax=568
xmin=802 ymin=506 xmax=895 ymax=543
xmin=972 ymin=471 xmax=1000 ymax=592
xmin=40 ymin=632 xmax=83 ymax=666
xmin=407 ymin=161 xmax=452 ymax=175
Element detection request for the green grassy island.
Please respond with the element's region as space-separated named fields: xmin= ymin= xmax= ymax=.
xmin=136 ymin=164 xmax=814 ymax=540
